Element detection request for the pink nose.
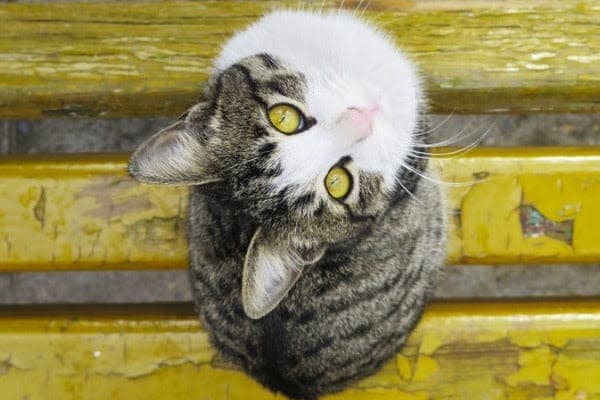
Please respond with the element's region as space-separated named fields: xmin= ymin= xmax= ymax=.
xmin=346 ymin=105 xmax=379 ymax=140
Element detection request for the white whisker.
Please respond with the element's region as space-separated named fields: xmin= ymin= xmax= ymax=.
xmin=414 ymin=113 xmax=455 ymax=136
xmin=399 ymin=160 xmax=480 ymax=187
xmin=412 ymin=124 xmax=494 ymax=159
xmin=396 ymin=178 xmax=424 ymax=205
xmin=413 ymin=118 xmax=481 ymax=147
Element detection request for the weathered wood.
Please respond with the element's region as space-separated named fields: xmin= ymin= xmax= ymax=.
xmin=0 ymin=154 xmax=188 ymax=271
xmin=0 ymin=147 xmax=599 ymax=271
xmin=439 ymin=147 xmax=600 ymax=264
xmin=0 ymin=1 xmax=598 ymax=117
xmin=1 ymin=299 xmax=599 ymax=399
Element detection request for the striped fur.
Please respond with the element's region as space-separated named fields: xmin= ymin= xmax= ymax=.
xmin=130 ymin=12 xmax=446 ymax=400
xmin=183 ymin=56 xmax=443 ymax=398
xmin=188 ymin=166 xmax=444 ymax=399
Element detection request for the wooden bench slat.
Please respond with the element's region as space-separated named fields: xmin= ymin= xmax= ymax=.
xmin=1 ymin=147 xmax=599 ymax=271
xmin=0 ymin=1 xmax=598 ymax=118
xmin=1 ymin=299 xmax=599 ymax=399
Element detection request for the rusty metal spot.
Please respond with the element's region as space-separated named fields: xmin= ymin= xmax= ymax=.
xmin=519 ymin=205 xmax=573 ymax=245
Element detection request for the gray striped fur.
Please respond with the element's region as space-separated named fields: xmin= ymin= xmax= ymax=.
xmin=130 ymin=54 xmax=446 ymax=399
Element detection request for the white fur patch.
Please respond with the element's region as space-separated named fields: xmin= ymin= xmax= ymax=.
xmin=217 ymin=11 xmax=423 ymax=196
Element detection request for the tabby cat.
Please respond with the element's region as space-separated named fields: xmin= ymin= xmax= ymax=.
xmin=129 ymin=10 xmax=446 ymax=400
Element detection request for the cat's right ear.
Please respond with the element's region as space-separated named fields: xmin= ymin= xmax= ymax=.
xmin=128 ymin=120 xmax=221 ymax=185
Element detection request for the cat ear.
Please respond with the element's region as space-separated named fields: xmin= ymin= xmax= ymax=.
xmin=242 ymin=228 xmax=325 ymax=319
xmin=128 ymin=120 xmax=221 ymax=185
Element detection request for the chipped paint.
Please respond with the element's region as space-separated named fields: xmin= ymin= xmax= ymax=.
xmin=33 ymin=187 xmax=46 ymax=228
xmin=0 ymin=1 xmax=598 ymax=117
xmin=505 ymin=346 xmax=554 ymax=387
xmin=126 ymin=216 xmax=184 ymax=250
xmin=412 ymin=355 xmax=439 ymax=381
xmin=0 ymin=357 xmax=12 ymax=375
xmin=1 ymin=300 xmax=599 ymax=399
xmin=0 ymin=155 xmax=188 ymax=271
xmin=395 ymin=355 xmax=413 ymax=380
xmin=519 ymin=205 xmax=574 ymax=245
xmin=434 ymin=147 xmax=600 ymax=264
xmin=417 ymin=332 xmax=443 ymax=355
xmin=2 ymin=148 xmax=600 ymax=271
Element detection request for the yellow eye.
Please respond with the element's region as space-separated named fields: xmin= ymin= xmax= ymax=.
xmin=268 ymin=104 xmax=303 ymax=134
xmin=325 ymin=166 xmax=352 ymax=200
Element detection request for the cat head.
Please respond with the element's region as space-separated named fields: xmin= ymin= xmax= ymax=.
xmin=129 ymin=11 xmax=427 ymax=319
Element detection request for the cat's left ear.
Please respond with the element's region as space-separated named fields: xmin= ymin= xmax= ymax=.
xmin=242 ymin=228 xmax=325 ymax=319
xmin=128 ymin=119 xmax=221 ymax=185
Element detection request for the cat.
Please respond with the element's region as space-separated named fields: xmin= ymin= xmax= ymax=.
xmin=129 ymin=9 xmax=446 ymax=400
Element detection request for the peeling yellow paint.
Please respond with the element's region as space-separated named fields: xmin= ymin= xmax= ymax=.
xmin=81 ymin=222 xmax=102 ymax=235
xmin=1 ymin=300 xmax=599 ymax=399
xmin=417 ymin=332 xmax=443 ymax=355
xmin=395 ymin=355 xmax=413 ymax=380
xmin=0 ymin=2 xmax=596 ymax=399
xmin=18 ymin=186 xmax=39 ymax=207
xmin=505 ymin=347 xmax=554 ymax=387
xmin=508 ymin=330 xmax=545 ymax=348
xmin=0 ymin=154 xmax=188 ymax=271
xmin=325 ymin=388 xmax=429 ymax=400
xmin=435 ymin=147 xmax=600 ymax=265
xmin=412 ymin=355 xmax=439 ymax=382
xmin=553 ymin=352 xmax=600 ymax=399
xmin=2 ymin=148 xmax=600 ymax=271
xmin=0 ymin=1 xmax=598 ymax=117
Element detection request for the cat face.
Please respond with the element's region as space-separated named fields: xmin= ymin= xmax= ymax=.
xmin=129 ymin=53 xmax=410 ymax=241
xmin=129 ymin=11 xmax=427 ymax=319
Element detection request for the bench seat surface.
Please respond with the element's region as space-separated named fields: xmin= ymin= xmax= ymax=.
xmin=2 ymin=300 xmax=600 ymax=399
xmin=1 ymin=0 xmax=598 ymax=117
xmin=1 ymin=147 xmax=599 ymax=271
xmin=0 ymin=1 xmax=599 ymax=399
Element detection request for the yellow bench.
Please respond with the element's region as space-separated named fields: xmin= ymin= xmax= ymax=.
xmin=1 ymin=1 xmax=599 ymax=399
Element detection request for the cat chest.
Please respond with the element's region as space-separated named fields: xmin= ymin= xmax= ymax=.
xmin=196 ymin=251 xmax=419 ymax=360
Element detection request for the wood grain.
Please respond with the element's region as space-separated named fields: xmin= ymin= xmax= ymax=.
xmin=0 ymin=0 xmax=598 ymax=117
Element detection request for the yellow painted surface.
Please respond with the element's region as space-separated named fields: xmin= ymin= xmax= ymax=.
xmin=0 ymin=0 xmax=598 ymax=117
xmin=0 ymin=154 xmax=188 ymax=271
xmin=0 ymin=300 xmax=599 ymax=399
xmin=434 ymin=147 xmax=600 ymax=264
xmin=1 ymin=148 xmax=600 ymax=271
